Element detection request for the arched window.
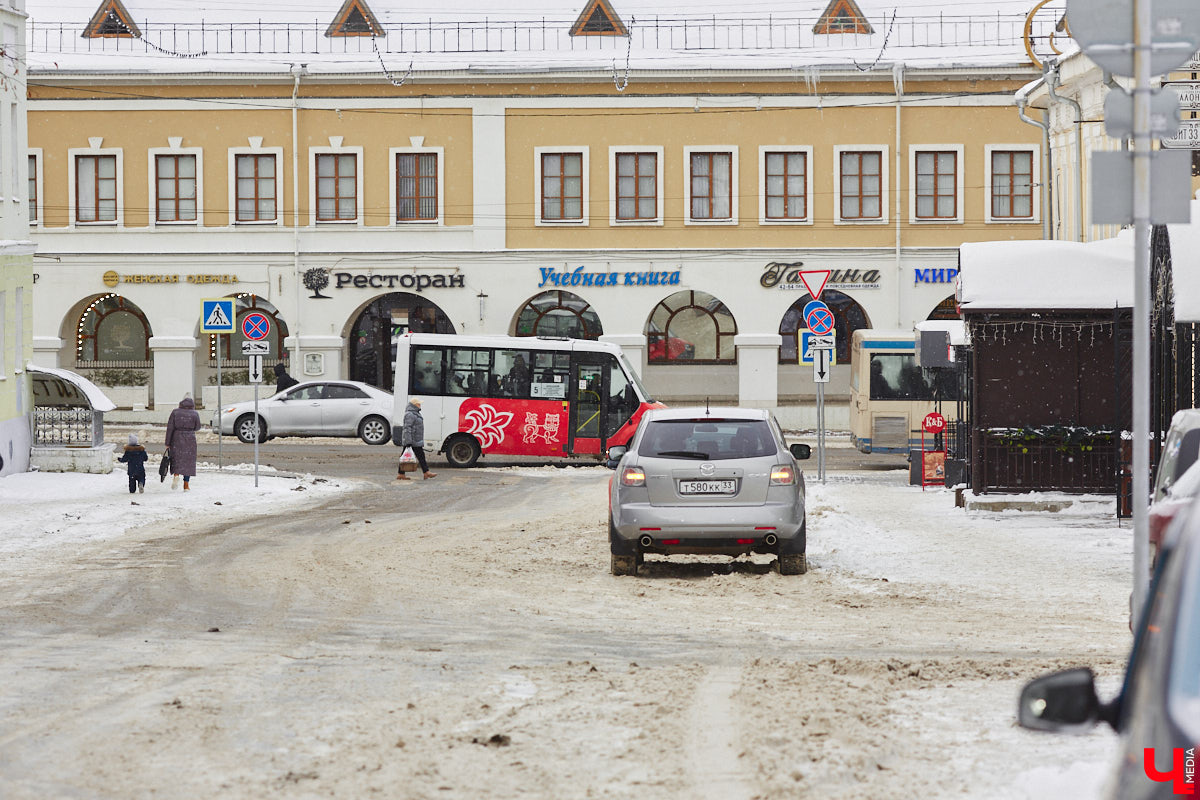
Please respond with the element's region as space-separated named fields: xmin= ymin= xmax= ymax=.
xmin=647 ymin=290 xmax=737 ymax=364
xmin=927 ymin=294 xmax=960 ymax=321
xmin=76 ymin=294 xmax=152 ymax=366
xmin=514 ymin=290 xmax=603 ymax=340
xmin=778 ymin=290 xmax=870 ymax=364
xmin=208 ymin=294 xmax=290 ymax=364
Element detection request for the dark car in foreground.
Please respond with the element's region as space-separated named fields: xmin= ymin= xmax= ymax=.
xmin=606 ymin=407 xmax=811 ymax=577
xmin=1017 ymin=497 xmax=1200 ymax=798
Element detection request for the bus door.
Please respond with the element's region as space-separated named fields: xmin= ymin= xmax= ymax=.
xmin=568 ymin=354 xmax=609 ymax=455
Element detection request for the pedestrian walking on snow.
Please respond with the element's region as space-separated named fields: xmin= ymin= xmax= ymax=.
xmin=396 ymin=397 xmax=436 ymax=481
xmin=165 ymin=394 xmax=201 ymax=491
xmin=118 ymin=433 xmax=148 ymax=494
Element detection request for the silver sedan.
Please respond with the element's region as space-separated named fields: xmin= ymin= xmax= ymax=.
xmin=213 ymin=381 xmax=394 ymax=445
xmin=607 ymin=407 xmax=812 ymax=576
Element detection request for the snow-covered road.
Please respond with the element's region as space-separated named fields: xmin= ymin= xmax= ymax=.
xmin=0 ymin=466 xmax=1133 ymax=799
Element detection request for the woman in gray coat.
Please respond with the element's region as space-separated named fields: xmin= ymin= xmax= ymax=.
xmin=165 ymin=394 xmax=201 ymax=490
xmin=396 ymin=398 xmax=436 ymax=481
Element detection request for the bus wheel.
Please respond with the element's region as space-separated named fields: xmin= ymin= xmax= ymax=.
xmin=444 ymin=434 xmax=481 ymax=468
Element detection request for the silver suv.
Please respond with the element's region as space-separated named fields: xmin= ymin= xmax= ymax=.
xmin=607 ymin=407 xmax=811 ymax=576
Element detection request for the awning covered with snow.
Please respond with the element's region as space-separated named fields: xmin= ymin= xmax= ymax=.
xmin=27 ymin=364 xmax=117 ymax=412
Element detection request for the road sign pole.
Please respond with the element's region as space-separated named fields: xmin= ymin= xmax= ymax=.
xmin=216 ymin=335 xmax=222 ymax=472
xmin=818 ymin=381 xmax=826 ymax=483
xmin=1131 ymin=0 xmax=1152 ymax=624
xmin=253 ymin=383 xmax=260 ymax=488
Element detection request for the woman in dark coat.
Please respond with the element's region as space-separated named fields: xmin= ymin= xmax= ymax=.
xmin=165 ymin=394 xmax=201 ymax=490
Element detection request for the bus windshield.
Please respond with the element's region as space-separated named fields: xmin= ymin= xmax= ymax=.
xmin=619 ymin=352 xmax=653 ymax=402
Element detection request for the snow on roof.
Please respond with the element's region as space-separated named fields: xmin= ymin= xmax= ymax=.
xmin=958 ymin=233 xmax=1135 ymax=312
xmin=27 ymin=364 xmax=117 ymax=412
xmin=25 ymin=0 xmax=1058 ymax=77
xmin=1167 ymin=196 xmax=1200 ymax=323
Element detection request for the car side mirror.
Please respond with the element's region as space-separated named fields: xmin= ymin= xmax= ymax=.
xmin=1017 ymin=668 xmax=1104 ymax=733
xmin=790 ymin=443 xmax=812 ymax=460
xmin=606 ymin=445 xmax=628 ymax=469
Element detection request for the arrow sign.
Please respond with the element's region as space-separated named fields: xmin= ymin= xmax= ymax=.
xmin=247 ymin=355 xmax=264 ymax=384
xmin=813 ymin=347 xmax=831 ymax=383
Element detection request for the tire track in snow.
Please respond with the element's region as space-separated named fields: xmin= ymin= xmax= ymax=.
xmin=688 ymin=665 xmax=753 ymax=800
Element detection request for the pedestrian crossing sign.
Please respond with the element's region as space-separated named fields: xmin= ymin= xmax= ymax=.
xmin=201 ymin=298 xmax=236 ymax=333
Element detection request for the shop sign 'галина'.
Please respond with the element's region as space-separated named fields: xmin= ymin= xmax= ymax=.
xmin=760 ymin=262 xmax=881 ymax=291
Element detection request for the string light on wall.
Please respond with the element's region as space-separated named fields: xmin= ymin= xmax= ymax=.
xmin=77 ymin=293 xmax=118 ymax=361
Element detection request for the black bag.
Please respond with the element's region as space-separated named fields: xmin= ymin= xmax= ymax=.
xmin=159 ymin=450 xmax=171 ymax=482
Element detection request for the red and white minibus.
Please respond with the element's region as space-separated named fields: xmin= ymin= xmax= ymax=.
xmin=392 ymin=333 xmax=662 ymax=467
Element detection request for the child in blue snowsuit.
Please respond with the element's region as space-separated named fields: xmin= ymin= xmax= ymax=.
xmin=118 ymin=433 xmax=148 ymax=494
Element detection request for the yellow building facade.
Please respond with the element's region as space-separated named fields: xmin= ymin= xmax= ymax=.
xmin=25 ymin=0 xmax=1057 ymax=427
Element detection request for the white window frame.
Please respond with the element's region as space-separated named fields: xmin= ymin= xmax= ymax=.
xmin=388 ymin=146 xmax=444 ymax=226
xmin=309 ymin=143 xmax=364 ymax=226
xmin=684 ymin=145 xmax=739 ymax=226
xmin=67 ymin=144 xmax=124 ymax=228
xmin=908 ymin=144 xmax=965 ymax=225
xmin=758 ymin=145 xmax=813 ymax=226
xmin=228 ymin=143 xmax=284 ymax=227
xmin=984 ymin=144 xmax=1040 ymax=224
xmin=609 ymin=146 xmax=664 ymax=227
xmin=534 ymin=146 xmax=589 ymax=227
xmin=26 ymin=148 xmax=42 ymax=226
xmin=834 ymin=145 xmax=890 ymax=225
xmin=148 ymin=143 xmax=203 ymax=227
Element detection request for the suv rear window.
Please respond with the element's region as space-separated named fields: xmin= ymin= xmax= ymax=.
xmin=638 ymin=419 xmax=776 ymax=460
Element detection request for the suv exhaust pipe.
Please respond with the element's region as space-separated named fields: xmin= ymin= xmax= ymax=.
xmin=639 ymin=534 xmax=654 ymax=548
xmin=764 ymin=533 xmax=778 ymax=546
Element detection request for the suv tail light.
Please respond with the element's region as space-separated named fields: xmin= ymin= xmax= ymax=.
xmin=621 ymin=466 xmax=646 ymax=487
xmin=770 ymin=464 xmax=795 ymax=485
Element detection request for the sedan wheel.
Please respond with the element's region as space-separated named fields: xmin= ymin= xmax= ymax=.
xmin=235 ymin=414 xmax=266 ymax=444
xmin=358 ymin=415 xmax=391 ymax=445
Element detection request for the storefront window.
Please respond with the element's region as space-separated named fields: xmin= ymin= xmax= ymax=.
xmin=778 ymin=289 xmax=870 ymax=364
xmin=927 ymin=294 xmax=960 ymax=321
xmin=515 ymin=290 xmax=603 ymax=340
xmin=77 ymin=294 xmax=151 ymax=366
xmin=647 ymin=290 xmax=737 ymax=364
xmin=349 ymin=292 xmax=455 ymax=390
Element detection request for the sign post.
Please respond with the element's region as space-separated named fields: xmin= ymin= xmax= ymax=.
xmin=241 ymin=314 xmax=272 ymax=488
xmin=201 ymin=298 xmax=236 ymax=472
xmin=1067 ymin=0 xmax=1200 ymax=622
xmin=810 ymin=336 xmax=835 ymax=483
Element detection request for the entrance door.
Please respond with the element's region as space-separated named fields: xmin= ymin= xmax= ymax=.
xmin=568 ymin=356 xmax=608 ymax=455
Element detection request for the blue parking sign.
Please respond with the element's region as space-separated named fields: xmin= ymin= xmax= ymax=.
xmin=201 ymin=298 xmax=235 ymax=333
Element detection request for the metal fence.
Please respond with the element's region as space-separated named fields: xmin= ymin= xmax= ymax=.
xmin=33 ymin=407 xmax=98 ymax=446
xmin=975 ymin=433 xmax=1119 ymax=494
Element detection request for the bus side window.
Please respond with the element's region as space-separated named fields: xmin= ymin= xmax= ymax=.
xmin=412 ymin=348 xmax=445 ymax=395
xmin=448 ymin=348 xmax=491 ymax=396
xmin=492 ymin=349 xmax=532 ymax=399
xmin=530 ymin=352 xmax=569 ymax=399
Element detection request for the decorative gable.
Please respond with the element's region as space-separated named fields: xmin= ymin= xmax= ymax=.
xmin=570 ymin=0 xmax=628 ymax=37
xmin=326 ymin=0 xmax=385 ymax=38
xmin=83 ymin=0 xmax=141 ymax=39
xmin=813 ymin=0 xmax=874 ymax=35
